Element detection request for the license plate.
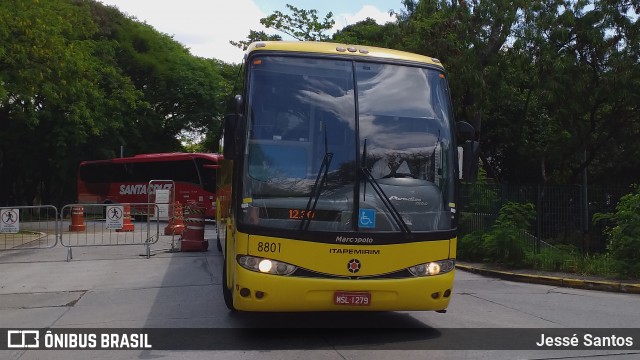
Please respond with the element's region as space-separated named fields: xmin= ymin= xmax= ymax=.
xmin=334 ymin=291 xmax=371 ymax=306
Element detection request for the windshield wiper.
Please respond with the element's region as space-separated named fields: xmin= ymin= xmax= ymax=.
xmin=299 ymin=126 xmax=333 ymax=231
xmin=360 ymin=139 xmax=412 ymax=237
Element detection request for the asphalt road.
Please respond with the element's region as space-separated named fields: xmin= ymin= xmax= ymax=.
xmin=1 ymin=224 xmax=639 ymax=360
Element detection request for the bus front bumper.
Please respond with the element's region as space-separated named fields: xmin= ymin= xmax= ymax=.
xmin=231 ymin=268 xmax=454 ymax=312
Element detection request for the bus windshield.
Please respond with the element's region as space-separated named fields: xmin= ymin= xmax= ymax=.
xmin=241 ymin=56 xmax=455 ymax=233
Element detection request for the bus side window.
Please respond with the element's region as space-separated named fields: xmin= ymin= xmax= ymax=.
xmin=197 ymin=160 xmax=217 ymax=193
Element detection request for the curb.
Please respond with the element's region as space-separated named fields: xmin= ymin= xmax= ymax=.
xmin=456 ymin=264 xmax=640 ymax=295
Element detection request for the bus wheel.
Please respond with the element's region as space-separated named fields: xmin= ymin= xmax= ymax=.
xmin=222 ymin=254 xmax=236 ymax=311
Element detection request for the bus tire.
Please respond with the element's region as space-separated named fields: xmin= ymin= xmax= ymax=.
xmin=222 ymin=251 xmax=236 ymax=311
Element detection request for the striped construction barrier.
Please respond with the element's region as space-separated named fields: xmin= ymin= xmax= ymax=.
xmin=165 ymin=202 xmax=185 ymax=235
xmin=180 ymin=203 xmax=208 ymax=252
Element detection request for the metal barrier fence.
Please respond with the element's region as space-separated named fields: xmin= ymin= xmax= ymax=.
xmin=0 ymin=205 xmax=59 ymax=251
xmin=458 ymin=182 xmax=628 ymax=253
xmin=60 ymin=203 xmax=160 ymax=261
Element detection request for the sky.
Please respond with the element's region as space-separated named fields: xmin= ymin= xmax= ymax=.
xmin=97 ymin=0 xmax=403 ymax=64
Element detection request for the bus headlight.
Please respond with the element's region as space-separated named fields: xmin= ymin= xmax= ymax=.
xmin=408 ymin=259 xmax=455 ymax=277
xmin=258 ymin=259 xmax=273 ymax=273
xmin=238 ymin=255 xmax=297 ymax=276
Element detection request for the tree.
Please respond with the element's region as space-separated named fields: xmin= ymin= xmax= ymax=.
xmin=231 ymin=4 xmax=334 ymax=50
xmin=380 ymin=0 xmax=640 ymax=186
xmin=393 ymin=0 xmax=533 ymax=136
xmin=594 ymin=185 xmax=640 ymax=278
xmin=262 ymin=4 xmax=335 ymax=41
xmin=87 ymin=1 xmax=235 ymax=155
xmin=0 ymin=0 xmax=236 ymax=206
xmin=229 ymin=30 xmax=282 ymax=51
xmin=332 ymin=18 xmax=400 ymax=47
xmin=0 ymin=0 xmax=141 ymax=206
xmin=483 ymin=0 xmax=640 ymax=184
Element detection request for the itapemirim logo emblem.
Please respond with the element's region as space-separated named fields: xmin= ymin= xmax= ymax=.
xmin=347 ymin=259 xmax=361 ymax=273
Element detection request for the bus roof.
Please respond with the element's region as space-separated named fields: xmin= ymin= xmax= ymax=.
xmin=80 ymin=152 xmax=222 ymax=165
xmin=245 ymin=41 xmax=444 ymax=69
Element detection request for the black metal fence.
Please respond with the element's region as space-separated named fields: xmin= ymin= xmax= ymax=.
xmin=458 ymin=182 xmax=629 ymax=253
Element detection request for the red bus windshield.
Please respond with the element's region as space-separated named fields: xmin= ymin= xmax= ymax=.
xmin=77 ymin=153 xmax=221 ymax=218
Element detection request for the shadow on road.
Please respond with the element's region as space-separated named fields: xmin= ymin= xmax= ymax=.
xmin=223 ymin=311 xmax=441 ymax=350
xmin=141 ymin=224 xmax=443 ymax=350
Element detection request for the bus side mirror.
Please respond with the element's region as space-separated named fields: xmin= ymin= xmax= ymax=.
xmin=234 ymin=95 xmax=244 ymax=115
xmin=461 ymin=141 xmax=480 ymax=182
xmin=223 ymin=113 xmax=240 ymax=160
xmin=457 ymin=121 xmax=480 ymax=182
xmin=456 ymin=121 xmax=475 ymax=143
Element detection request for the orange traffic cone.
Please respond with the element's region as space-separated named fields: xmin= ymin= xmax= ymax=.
xmin=116 ymin=204 xmax=135 ymax=232
xmin=164 ymin=202 xmax=185 ymax=235
xmin=69 ymin=206 xmax=86 ymax=232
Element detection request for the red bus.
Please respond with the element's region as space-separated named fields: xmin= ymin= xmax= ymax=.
xmin=77 ymin=152 xmax=221 ymax=218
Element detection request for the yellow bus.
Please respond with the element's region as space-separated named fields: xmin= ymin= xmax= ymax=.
xmin=217 ymin=41 xmax=478 ymax=312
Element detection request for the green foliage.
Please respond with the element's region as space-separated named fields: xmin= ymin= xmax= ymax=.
xmin=261 ymin=4 xmax=334 ymax=41
xmin=594 ymin=185 xmax=640 ymax=278
xmin=330 ymin=0 xmax=640 ymax=187
xmin=481 ymin=202 xmax=536 ymax=266
xmin=577 ymin=253 xmax=617 ymax=278
xmin=2 ymin=0 xmax=640 ymax=216
xmin=233 ymin=0 xmax=640 ymax=187
xmin=229 ymin=30 xmax=282 ymax=51
xmin=457 ymin=231 xmax=485 ymax=261
xmin=524 ymin=245 xmax=619 ymax=278
xmin=332 ymin=18 xmax=400 ymax=47
xmin=493 ymin=202 xmax=536 ymax=228
xmin=459 ymin=202 xmax=535 ymax=266
xmin=458 ymin=167 xmax=499 ymax=239
xmin=526 ymin=244 xmax=579 ymax=272
xmin=0 ymin=0 xmax=235 ymax=206
xmin=482 ymin=0 xmax=640 ymax=185
xmin=463 ymin=167 xmax=499 ymax=213
xmin=460 ymin=200 xmax=619 ymax=275
xmin=232 ymin=4 xmax=334 ymax=49
xmin=106 ymin=15 xmax=229 ymax=154
xmin=0 ymin=0 xmax=141 ymax=205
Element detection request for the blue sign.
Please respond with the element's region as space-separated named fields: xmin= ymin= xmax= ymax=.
xmin=358 ymin=209 xmax=376 ymax=228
